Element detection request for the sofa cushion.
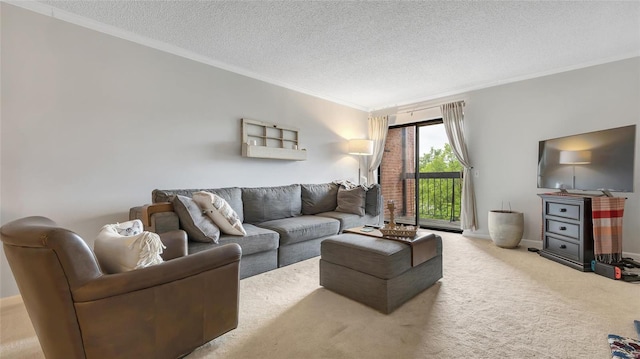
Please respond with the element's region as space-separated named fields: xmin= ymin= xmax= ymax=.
xmin=188 ymin=224 xmax=279 ymax=256
xmin=152 ymin=187 xmax=244 ymax=222
xmin=316 ymin=211 xmax=372 ymax=232
xmin=242 ymin=184 xmax=302 ymax=223
xmin=192 ymin=191 xmax=246 ymax=236
xmin=257 ymin=215 xmax=339 ymax=246
xmin=172 ymin=195 xmax=220 ymax=243
xmin=335 ymin=186 xmax=366 ymax=216
xmin=301 ymin=183 xmax=339 ymax=215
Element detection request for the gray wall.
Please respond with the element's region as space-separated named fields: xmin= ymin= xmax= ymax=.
xmin=467 ymin=57 xmax=639 ymax=252
xmin=0 ymin=4 xmax=367 ymax=297
xmin=376 ymin=57 xmax=640 ymax=255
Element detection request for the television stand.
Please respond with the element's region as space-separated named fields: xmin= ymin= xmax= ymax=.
xmin=538 ymin=194 xmax=594 ymax=271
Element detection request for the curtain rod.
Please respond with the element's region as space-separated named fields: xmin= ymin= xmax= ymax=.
xmin=397 ymin=100 xmax=465 ymax=115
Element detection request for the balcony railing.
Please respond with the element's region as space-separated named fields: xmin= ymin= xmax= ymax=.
xmin=417 ymin=171 xmax=462 ymax=223
xmin=390 ymin=171 xmax=462 ymax=227
xmin=383 ymin=172 xmax=462 ymax=230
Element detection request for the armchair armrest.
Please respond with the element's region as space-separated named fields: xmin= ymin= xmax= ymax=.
xmin=72 ymin=243 xmax=241 ymax=302
xmin=159 ymin=230 xmax=188 ymax=261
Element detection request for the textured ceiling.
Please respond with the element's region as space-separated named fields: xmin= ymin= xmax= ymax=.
xmin=20 ymin=1 xmax=640 ymax=110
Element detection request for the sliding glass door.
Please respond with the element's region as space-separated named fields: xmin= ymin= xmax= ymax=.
xmin=380 ymin=125 xmax=417 ymax=225
xmin=380 ymin=120 xmax=462 ymax=232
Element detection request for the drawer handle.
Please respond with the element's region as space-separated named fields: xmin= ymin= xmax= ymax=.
xmin=560 ymin=208 xmax=567 ymax=212
xmin=560 ymin=244 xmax=567 ymax=249
xmin=559 ymin=226 xmax=567 ymax=230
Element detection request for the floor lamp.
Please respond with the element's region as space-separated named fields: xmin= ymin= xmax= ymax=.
xmin=348 ymin=139 xmax=374 ymax=185
xmin=559 ymin=150 xmax=591 ymax=189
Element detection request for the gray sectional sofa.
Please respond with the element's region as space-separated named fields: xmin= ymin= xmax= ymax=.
xmin=130 ymin=182 xmax=382 ymax=279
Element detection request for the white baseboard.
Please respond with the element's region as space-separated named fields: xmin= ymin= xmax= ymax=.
xmin=462 ymin=231 xmax=640 ymax=260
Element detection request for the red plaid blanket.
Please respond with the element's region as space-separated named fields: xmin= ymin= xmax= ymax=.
xmin=592 ymin=197 xmax=625 ymax=263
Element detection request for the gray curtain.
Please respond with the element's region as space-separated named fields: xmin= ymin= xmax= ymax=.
xmin=366 ymin=116 xmax=389 ymax=185
xmin=441 ymin=101 xmax=478 ymax=230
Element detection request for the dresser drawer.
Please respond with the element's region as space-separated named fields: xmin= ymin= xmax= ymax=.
xmin=545 ymin=236 xmax=580 ymax=262
xmin=546 ymin=202 xmax=580 ymax=220
xmin=546 ymin=219 xmax=580 ymax=239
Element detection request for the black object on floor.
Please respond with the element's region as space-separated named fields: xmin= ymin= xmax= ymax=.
xmin=527 ymin=247 xmax=539 ymax=253
xmin=591 ymin=259 xmax=640 ymax=282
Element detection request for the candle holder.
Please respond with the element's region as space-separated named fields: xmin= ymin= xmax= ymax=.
xmin=387 ymin=200 xmax=396 ymax=228
xmin=380 ymin=200 xmax=417 ymax=240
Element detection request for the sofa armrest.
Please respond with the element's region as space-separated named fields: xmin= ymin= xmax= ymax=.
xmin=72 ymin=243 xmax=242 ymax=302
xmin=131 ymin=202 xmax=180 ymax=233
xmin=141 ymin=202 xmax=174 ymax=227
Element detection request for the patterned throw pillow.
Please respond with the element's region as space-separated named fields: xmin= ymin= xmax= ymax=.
xmin=114 ymin=219 xmax=143 ymax=236
xmin=608 ymin=334 xmax=640 ymax=359
xmin=192 ymin=191 xmax=247 ymax=236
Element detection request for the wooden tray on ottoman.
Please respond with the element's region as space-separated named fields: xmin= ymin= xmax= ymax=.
xmin=378 ymin=225 xmax=417 ymax=240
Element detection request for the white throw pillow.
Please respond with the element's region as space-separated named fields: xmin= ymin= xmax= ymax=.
xmin=94 ymin=219 xmax=166 ymax=273
xmin=192 ymin=191 xmax=247 ymax=236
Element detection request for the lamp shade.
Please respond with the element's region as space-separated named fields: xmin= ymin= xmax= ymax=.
xmin=348 ymin=139 xmax=373 ymax=156
xmin=559 ymin=150 xmax=591 ymax=165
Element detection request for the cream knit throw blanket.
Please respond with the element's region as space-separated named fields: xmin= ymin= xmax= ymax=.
xmin=94 ymin=220 xmax=165 ymax=273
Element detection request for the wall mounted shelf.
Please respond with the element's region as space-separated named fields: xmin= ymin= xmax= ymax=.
xmin=241 ymin=118 xmax=307 ymax=161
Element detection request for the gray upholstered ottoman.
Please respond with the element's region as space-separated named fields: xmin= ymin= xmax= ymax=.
xmin=320 ymin=232 xmax=442 ymax=314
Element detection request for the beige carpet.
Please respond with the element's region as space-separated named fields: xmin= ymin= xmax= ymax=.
xmin=2 ymin=231 xmax=639 ymax=358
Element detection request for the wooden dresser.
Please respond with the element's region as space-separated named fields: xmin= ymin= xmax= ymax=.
xmin=538 ymin=194 xmax=594 ymax=271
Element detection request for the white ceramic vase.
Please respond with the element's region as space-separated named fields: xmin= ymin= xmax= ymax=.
xmin=488 ymin=210 xmax=524 ymax=248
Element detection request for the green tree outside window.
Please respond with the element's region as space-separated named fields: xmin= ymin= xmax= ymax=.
xmin=419 ymin=143 xmax=462 ymax=221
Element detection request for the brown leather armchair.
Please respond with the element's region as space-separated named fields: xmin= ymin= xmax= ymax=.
xmin=1 ymin=216 xmax=242 ymax=359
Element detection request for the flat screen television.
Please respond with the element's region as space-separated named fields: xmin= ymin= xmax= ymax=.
xmin=537 ymin=125 xmax=636 ymax=193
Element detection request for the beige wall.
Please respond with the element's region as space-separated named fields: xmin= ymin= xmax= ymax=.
xmin=0 ymin=4 xmax=367 ymax=297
